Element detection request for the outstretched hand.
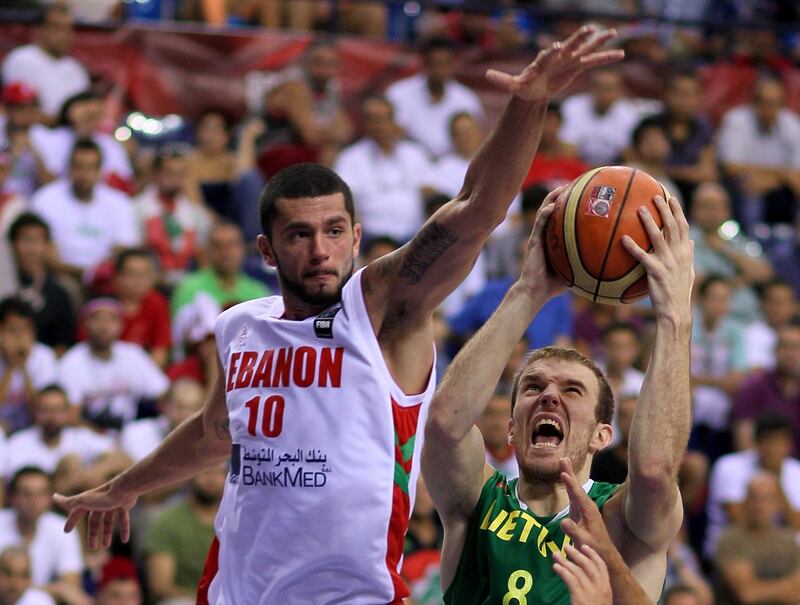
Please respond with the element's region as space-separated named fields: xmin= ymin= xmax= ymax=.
xmin=53 ymin=483 xmax=138 ymax=549
xmin=621 ymin=195 xmax=694 ymax=323
xmin=517 ymin=185 xmax=568 ymax=300
xmin=486 ymin=26 xmax=624 ymax=102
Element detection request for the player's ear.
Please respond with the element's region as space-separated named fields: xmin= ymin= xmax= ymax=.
xmin=257 ymin=234 xmax=277 ymax=268
xmin=352 ymin=222 xmax=362 ymax=258
xmin=507 ymin=419 xmax=515 ymax=446
xmin=589 ymin=423 xmax=613 ymax=453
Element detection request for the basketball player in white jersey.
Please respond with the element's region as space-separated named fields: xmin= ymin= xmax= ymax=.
xmin=53 ymin=27 xmax=623 ymax=604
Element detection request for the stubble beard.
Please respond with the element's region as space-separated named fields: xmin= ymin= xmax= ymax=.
xmin=277 ymin=260 xmax=354 ymax=308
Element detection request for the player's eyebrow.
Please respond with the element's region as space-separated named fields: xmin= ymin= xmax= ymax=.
xmin=282 ymin=215 xmax=349 ymax=232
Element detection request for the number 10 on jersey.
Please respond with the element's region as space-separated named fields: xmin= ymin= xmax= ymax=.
xmin=245 ymin=395 xmax=286 ymax=437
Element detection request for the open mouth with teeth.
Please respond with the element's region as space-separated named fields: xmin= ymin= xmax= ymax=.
xmin=531 ymin=418 xmax=565 ymax=449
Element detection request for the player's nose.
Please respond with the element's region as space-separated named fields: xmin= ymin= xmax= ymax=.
xmin=309 ymin=232 xmax=331 ymax=260
xmin=537 ymin=384 xmax=561 ymax=407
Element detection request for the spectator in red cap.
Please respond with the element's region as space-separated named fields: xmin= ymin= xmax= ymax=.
xmin=0 ymin=4 xmax=89 ymax=122
xmin=96 ymin=557 xmax=141 ymax=605
xmin=0 ymin=82 xmax=53 ymax=200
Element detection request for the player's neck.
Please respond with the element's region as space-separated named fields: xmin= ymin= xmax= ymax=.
xmin=280 ymin=294 xmax=335 ymax=321
xmin=518 ymin=466 xmax=591 ymax=517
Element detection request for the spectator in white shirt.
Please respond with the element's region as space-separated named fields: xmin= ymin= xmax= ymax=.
xmin=0 ymin=298 xmax=58 ymax=434
xmin=385 ymin=37 xmax=484 ymax=159
xmin=717 ymin=78 xmax=800 ymax=231
xmin=0 ymin=547 xmax=55 ymax=605
xmin=0 ymin=4 xmax=89 ymax=122
xmin=428 ymin=111 xmax=485 ymax=198
xmin=120 ymin=378 xmax=205 ymax=463
xmin=30 ymin=139 xmax=139 ymax=282
xmin=134 ymin=145 xmax=213 ymax=286
xmin=559 ymin=68 xmax=640 ymax=166
xmin=333 ymin=97 xmax=432 ymax=242
xmin=5 ymin=386 xmax=129 ymax=492
xmin=705 ymin=413 xmax=800 ymax=558
xmin=744 ymin=278 xmax=797 ymax=370
xmin=31 ymin=91 xmax=133 ymax=190
xmin=59 ymin=298 xmax=169 ymax=430
xmin=0 ymin=468 xmax=87 ymax=604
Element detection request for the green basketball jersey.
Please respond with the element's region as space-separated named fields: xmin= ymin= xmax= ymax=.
xmin=444 ymin=470 xmax=619 ymax=605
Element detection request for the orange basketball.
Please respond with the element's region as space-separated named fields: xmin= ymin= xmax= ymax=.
xmin=544 ymin=166 xmax=668 ymax=305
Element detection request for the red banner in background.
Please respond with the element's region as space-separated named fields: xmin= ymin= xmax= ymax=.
xmin=1 ymin=21 xmax=798 ymax=127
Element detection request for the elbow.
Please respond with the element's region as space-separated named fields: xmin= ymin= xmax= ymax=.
xmin=425 ymin=404 xmax=471 ymax=446
xmin=628 ymin=459 xmax=675 ymax=491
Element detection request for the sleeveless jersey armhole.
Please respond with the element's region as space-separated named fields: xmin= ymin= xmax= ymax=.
xmin=341 ymin=267 xmax=437 ymax=407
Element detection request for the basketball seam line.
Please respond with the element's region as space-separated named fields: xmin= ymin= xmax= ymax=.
xmin=592 ymin=168 xmax=638 ymax=302
xmin=569 ymin=172 xmax=598 ymax=287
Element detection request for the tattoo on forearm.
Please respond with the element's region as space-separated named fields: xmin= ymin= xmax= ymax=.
xmin=398 ymin=221 xmax=458 ymax=284
xmin=214 ymin=418 xmax=230 ymax=440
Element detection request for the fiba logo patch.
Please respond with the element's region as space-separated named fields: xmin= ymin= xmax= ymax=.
xmin=586 ymin=185 xmax=616 ymax=218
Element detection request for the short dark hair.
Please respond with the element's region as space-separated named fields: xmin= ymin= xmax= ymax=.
xmin=755 ymin=412 xmax=792 ymax=441
xmin=631 ymin=117 xmax=667 ymax=149
xmin=40 ymin=3 xmax=71 ymax=26
xmin=58 ymin=90 xmax=101 ymax=129
xmin=602 ymin=321 xmax=639 ymax=341
xmin=667 ymin=68 xmax=699 ymax=88
xmin=197 ymin=108 xmax=233 ymax=133
xmin=510 ymin=346 xmax=615 ymax=425
xmin=424 ymin=192 xmax=451 ymax=219
xmin=258 ymin=163 xmax=354 ymax=238
xmin=662 ymin=585 xmax=698 ymax=605
xmin=115 ymin=247 xmax=154 ymax=273
xmin=0 ymin=297 xmax=35 ymax=323
xmin=448 ymin=111 xmax=475 ymax=137
xmin=363 ymin=235 xmax=400 ymax=258
xmin=757 ymin=277 xmax=795 ymax=300
xmin=421 ymin=36 xmax=455 ymax=58
xmin=8 ymin=466 xmax=50 ymax=496
xmin=8 ymin=212 xmax=50 ymax=243
xmin=697 ymin=273 xmax=729 ymax=299
xmin=69 ymin=137 xmax=102 ymax=167
xmin=546 ymin=102 xmax=562 ymax=120
xmin=37 ymin=383 xmax=69 ymax=401
xmin=520 ymin=185 xmax=550 ymax=215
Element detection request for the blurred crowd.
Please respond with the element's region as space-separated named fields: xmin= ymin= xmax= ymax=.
xmin=0 ymin=2 xmax=799 ymax=605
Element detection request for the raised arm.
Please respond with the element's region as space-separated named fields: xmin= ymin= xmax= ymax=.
xmin=613 ymin=196 xmax=694 ymax=549
xmin=363 ymin=27 xmax=623 ymax=333
xmin=53 ymin=359 xmax=231 ymax=549
xmin=423 ymin=194 xmax=565 ymax=585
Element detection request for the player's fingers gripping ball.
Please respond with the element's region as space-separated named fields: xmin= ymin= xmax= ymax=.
xmin=544 ymin=165 xmax=667 ymax=305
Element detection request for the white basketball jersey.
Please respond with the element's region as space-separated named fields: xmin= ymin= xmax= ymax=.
xmin=201 ymin=268 xmax=435 ymax=605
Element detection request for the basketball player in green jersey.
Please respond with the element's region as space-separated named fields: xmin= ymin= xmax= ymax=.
xmin=423 ymin=185 xmax=693 ymax=604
